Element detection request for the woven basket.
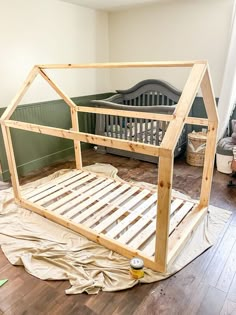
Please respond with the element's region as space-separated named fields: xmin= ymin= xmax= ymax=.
xmin=187 ymin=132 xmax=207 ymax=166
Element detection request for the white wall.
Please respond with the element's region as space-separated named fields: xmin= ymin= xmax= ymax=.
xmin=109 ymin=0 xmax=234 ymax=97
xmin=0 ymin=0 xmax=110 ymax=107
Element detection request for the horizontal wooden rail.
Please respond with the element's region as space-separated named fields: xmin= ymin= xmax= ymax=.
xmin=77 ymin=106 xmax=174 ymax=121
xmin=37 ymin=60 xmax=207 ymax=70
xmin=77 ymin=106 xmax=209 ymax=126
xmin=1 ymin=120 xmax=172 ymax=158
xmin=18 ymin=198 xmax=164 ymax=272
xmin=185 ymin=117 xmax=209 ymax=126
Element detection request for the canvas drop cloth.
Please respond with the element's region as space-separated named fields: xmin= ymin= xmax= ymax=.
xmin=0 ymin=164 xmax=231 ymax=294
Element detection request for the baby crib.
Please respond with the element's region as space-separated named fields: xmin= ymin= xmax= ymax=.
xmin=92 ymin=79 xmax=187 ymax=163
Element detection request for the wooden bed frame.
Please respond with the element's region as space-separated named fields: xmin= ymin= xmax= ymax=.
xmin=0 ymin=61 xmax=218 ymax=273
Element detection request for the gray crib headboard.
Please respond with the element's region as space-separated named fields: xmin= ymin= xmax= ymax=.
xmin=91 ymin=79 xmax=186 ymax=162
xmin=91 ymin=79 xmax=181 ymax=108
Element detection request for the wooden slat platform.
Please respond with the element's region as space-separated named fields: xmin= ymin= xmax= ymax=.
xmin=22 ymin=170 xmax=197 ymax=262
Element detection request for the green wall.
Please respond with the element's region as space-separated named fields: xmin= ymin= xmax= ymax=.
xmin=0 ymin=93 xmax=233 ymax=182
xmin=0 ymin=93 xmax=113 ymax=181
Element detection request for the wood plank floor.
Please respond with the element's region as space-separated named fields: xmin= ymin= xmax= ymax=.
xmin=0 ymin=149 xmax=235 ymax=315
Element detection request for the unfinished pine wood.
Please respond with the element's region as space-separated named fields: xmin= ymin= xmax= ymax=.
xmin=84 ymin=185 xmax=139 ymax=228
xmin=0 ymin=60 xmax=218 ymax=273
xmin=200 ymin=67 xmax=219 ymax=122
xmin=155 ymin=156 xmax=173 ymax=272
xmin=47 ymin=176 xmax=105 ymax=211
xmin=142 ymin=199 xmax=188 ymax=256
xmin=0 ymin=66 xmax=39 ymax=120
xmin=77 ymin=106 xmax=209 ymax=126
xmin=28 ymin=172 xmax=87 ymax=203
xmin=39 ymin=69 xmax=77 ymax=109
xmin=70 ymin=107 xmax=82 ymax=169
xmin=20 ymin=170 xmax=200 ymax=271
xmin=77 ymin=106 xmax=174 ymax=122
xmin=161 ymin=63 xmax=207 ymax=151
xmin=106 ymin=193 xmax=157 ymax=238
xmin=23 ymin=169 xmax=82 ymax=199
xmin=53 ymin=178 xmax=113 ymax=215
xmin=3 ymin=120 xmax=169 ymax=158
xmin=167 ymin=205 xmax=208 ymax=266
xmin=37 ymin=60 xmax=207 ymax=69
xmin=94 ymin=189 xmax=151 ymax=233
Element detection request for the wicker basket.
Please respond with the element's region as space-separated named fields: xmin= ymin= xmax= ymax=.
xmin=187 ymin=131 xmax=207 ymax=166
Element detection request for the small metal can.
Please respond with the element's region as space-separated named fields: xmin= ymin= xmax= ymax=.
xmin=130 ymin=257 xmax=144 ymax=279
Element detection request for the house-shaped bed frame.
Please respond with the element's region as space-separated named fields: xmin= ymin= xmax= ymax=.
xmin=0 ymin=61 xmax=218 ymax=273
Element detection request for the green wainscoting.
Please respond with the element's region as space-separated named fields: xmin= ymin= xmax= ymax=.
xmin=0 ymin=93 xmax=230 ymax=182
xmin=0 ymin=93 xmax=113 ymax=181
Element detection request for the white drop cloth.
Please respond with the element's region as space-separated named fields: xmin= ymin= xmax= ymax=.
xmin=0 ymin=164 xmax=231 ymax=294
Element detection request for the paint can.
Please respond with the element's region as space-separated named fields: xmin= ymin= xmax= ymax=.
xmin=130 ymin=257 xmax=144 ymax=279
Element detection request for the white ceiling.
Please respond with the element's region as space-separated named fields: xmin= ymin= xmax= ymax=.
xmin=60 ymin=0 xmax=172 ymax=11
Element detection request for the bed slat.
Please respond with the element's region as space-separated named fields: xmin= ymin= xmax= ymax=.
xmin=29 ymin=172 xmax=88 ymax=203
xmin=24 ymin=170 xmax=82 ymax=199
xmin=129 ymin=220 xmax=156 ymax=249
xmin=71 ymin=181 xmax=121 ymax=223
xmin=47 ymin=176 xmax=104 ymax=211
xmin=106 ymin=193 xmax=157 ymax=238
xmin=83 ymin=185 xmax=139 ymax=227
xmin=53 ymin=178 xmax=113 ymax=215
xmin=94 ymin=189 xmax=150 ymax=233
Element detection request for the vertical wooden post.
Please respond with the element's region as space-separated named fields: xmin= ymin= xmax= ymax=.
xmin=155 ymin=154 xmax=173 ymax=272
xmin=199 ymin=67 xmax=218 ymax=207
xmin=199 ymin=122 xmax=217 ymax=207
xmin=1 ymin=125 xmax=21 ymax=200
xmin=70 ymin=107 xmax=82 ymax=169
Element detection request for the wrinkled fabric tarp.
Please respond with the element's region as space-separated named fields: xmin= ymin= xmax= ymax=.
xmin=0 ymin=163 xmax=231 ymax=294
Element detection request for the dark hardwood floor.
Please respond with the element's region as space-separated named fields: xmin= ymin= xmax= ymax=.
xmin=0 ymin=149 xmax=236 ymax=315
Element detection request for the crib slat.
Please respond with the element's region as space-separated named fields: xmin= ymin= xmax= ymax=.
xmin=139 ymin=119 xmax=143 ymax=142
xmin=148 ymin=92 xmax=152 ymax=106
xmin=119 ymin=116 xmax=123 ymax=139
xmin=124 ymin=117 xmax=128 ymax=139
xmin=128 ymin=117 xmax=132 ymax=141
xmin=115 ymin=116 xmax=118 ymax=138
xmin=144 ymin=119 xmax=148 ymax=143
xmin=134 ymin=118 xmax=138 ymax=142
xmin=110 ymin=115 xmax=114 ymax=138
xmin=137 ymin=96 xmax=141 ymax=106
xmin=159 ymin=93 xmax=163 ymax=104
xmin=162 ymin=121 xmax=166 ymax=141
xmin=150 ymin=120 xmax=154 ymax=145
xmin=155 ymin=120 xmax=160 ymax=145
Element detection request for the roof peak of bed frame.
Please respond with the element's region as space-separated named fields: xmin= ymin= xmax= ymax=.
xmin=36 ymin=60 xmax=208 ymax=69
